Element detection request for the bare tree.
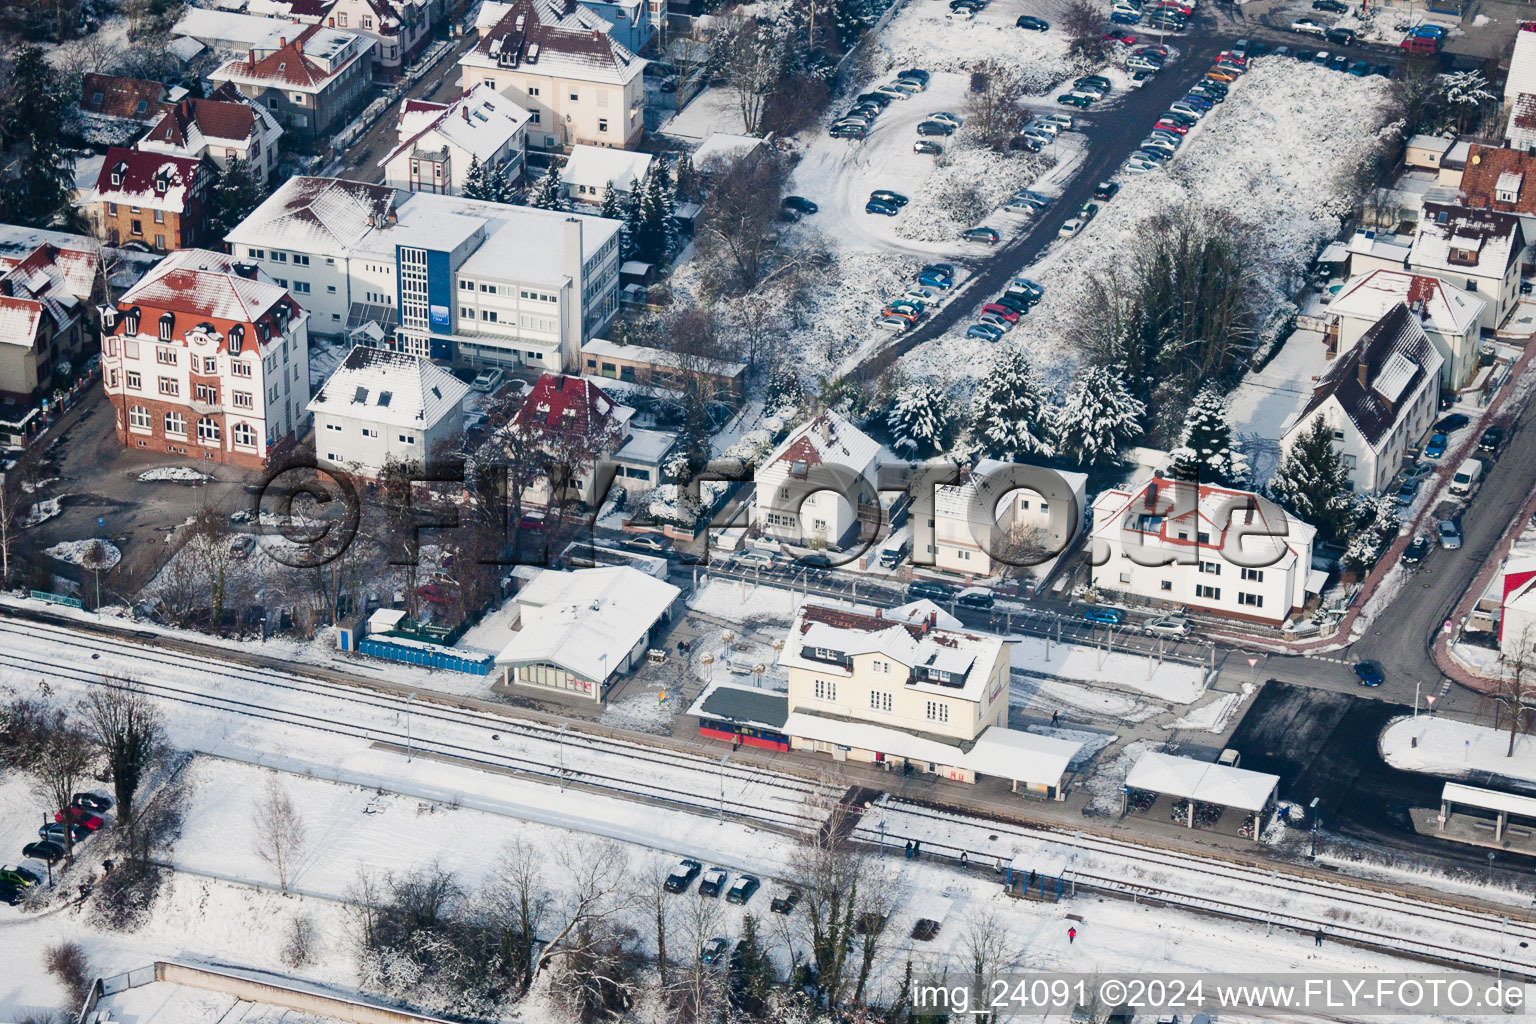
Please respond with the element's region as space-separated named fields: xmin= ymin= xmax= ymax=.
xmin=792 ymin=798 xmax=892 ymax=1008
xmin=632 ymin=856 xmax=678 ymax=991
xmin=486 ymin=838 xmax=550 ymax=995
xmin=668 ymin=25 xmax=717 ymax=114
xmin=960 ymin=908 xmax=1018 ymax=1023
xmin=186 ymin=507 xmax=237 ymax=629
xmin=1061 ymin=0 xmax=1106 ymax=58
xmin=0 ymin=444 xmax=42 ymax=586
xmin=82 ymin=679 xmax=163 ymax=823
xmin=532 ymin=841 xmax=631 ymax=979
xmin=1494 ymin=625 xmax=1536 ymax=757
xmin=252 ymin=775 xmax=306 ymax=890
xmin=27 ymin=720 xmax=96 ymax=858
xmin=963 ymin=62 xmax=1029 ymax=152
xmin=672 ymin=878 xmax=727 ymax=1023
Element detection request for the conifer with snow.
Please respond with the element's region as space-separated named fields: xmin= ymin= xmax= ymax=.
xmin=887 ymin=378 xmax=956 ymax=457
xmin=970 ymin=348 xmax=1053 ymax=460
xmin=1269 ymin=414 xmax=1354 ymax=542
xmin=764 ymin=367 xmax=805 ymax=418
xmin=598 ymin=180 xmax=623 ymax=221
xmin=1167 ymin=383 xmax=1247 ymax=485
xmin=461 ymin=157 xmax=493 ymax=201
xmin=528 ymin=164 xmax=565 ymax=210
xmin=1054 ymin=365 xmax=1144 ymax=467
xmin=1342 ymin=493 xmax=1400 ymax=573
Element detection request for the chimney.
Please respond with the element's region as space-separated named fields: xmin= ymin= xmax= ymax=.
xmin=1145 ymin=481 xmax=1159 ymax=510
xmin=927 ymin=610 xmax=937 ymax=630
xmin=593 ymin=28 xmax=600 ymax=41
xmin=279 ymin=36 xmax=287 ymax=47
xmin=1357 ymin=359 xmax=1370 ymax=389
xmin=874 ymin=607 xmax=882 ymax=619
xmin=463 ymin=105 xmax=470 ymax=121
xmin=295 ymin=39 xmax=303 ymax=53
xmin=248 ymin=48 xmax=256 ymax=67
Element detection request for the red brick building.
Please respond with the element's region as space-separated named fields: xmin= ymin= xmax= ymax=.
xmin=93 ymin=148 xmax=216 ymax=253
xmin=99 ymin=249 xmax=310 ymax=470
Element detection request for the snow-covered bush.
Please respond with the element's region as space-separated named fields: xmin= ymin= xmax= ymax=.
xmin=893 ymin=145 xmax=1050 ymax=242
xmin=648 ymin=484 xmax=705 ymax=527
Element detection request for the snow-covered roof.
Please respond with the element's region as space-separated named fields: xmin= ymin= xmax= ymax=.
xmin=141 ymin=97 xmax=259 ymax=157
xmin=780 ymin=602 xmax=1007 ymax=704
xmin=1508 ymin=23 xmax=1536 ymax=104
xmin=1091 ymin=477 xmax=1315 ymax=568
xmin=562 ymin=144 xmax=652 ymax=192
xmin=307 ymin=345 xmax=470 ymax=429
xmin=1290 ymin=303 xmax=1442 ymax=451
xmin=225 ymin=176 xmax=400 ymax=255
xmin=462 ymin=0 xmax=644 ymax=87
xmin=1508 ymin=94 xmax=1536 ymax=152
xmin=454 ymin=200 xmax=620 ymax=285
xmin=933 ymin=458 xmax=1087 ymax=521
xmin=1442 ymin=781 xmax=1536 ymax=819
xmin=379 ymin=85 xmax=531 ymax=169
xmin=94 ymin=148 xmax=209 ymax=214
xmin=1406 ymin=134 xmax=1452 ymax=155
xmin=0 ymin=242 xmax=99 ymax=347
xmin=782 ymin=714 xmax=1075 ymax=787
xmin=614 ymin=426 xmax=676 ymax=466
xmin=582 ymin=337 xmax=745 ymax=378
xmin=0 ymin=297 xmax=43 ymax=349
xmin=760 ymin=411 xmax=881 ymax=478
xmin=1329 ymin=269 xmax=1483 ymax=338
xmin=174 ymin=7 xmax=287 ymax=47
xmin=1125 ymin=751 xmax=1278 ymax=811
xmin=692 ymin=131 xmax=765 ymax=169
xmin=210 ymin=25 xmax=375 ymax=93
xmin=1461 ymin=145 xmax=1536 ymax=215
xmin=118 ymin=248 xmax=295 ymax=330
xmin=884 ymin=599 xmax=963 ymax=630
xmin=495 ymin=567 xmax=680 ymax=682
xmin=513 ymin=372 xmax=631 ymax=438
xmin=1344 ymin=229 xmax=1411 ymax=263
xmin=1410 ymin=202 xmax=1524 ymax=277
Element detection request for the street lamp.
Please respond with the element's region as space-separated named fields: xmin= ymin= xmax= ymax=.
xmin=1309 ymin=797 xmax=1321 ymax=858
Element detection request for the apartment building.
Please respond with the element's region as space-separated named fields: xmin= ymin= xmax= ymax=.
xmin=0 ymin=243 xmax=101 ymax=402
xmin=308 ymin=345 xmax=470 ymax=477
xmin=224 ymin=176 xmax=621 ymax=367
xmin=380 ymin=86 xmax=531 ymax=195
xmin=137 ymin=93 xmax=284 ymax=180
xmin=324 ymin=0 xmax=432 ymax=78
xmin=461 ymin=0 xmax=645 ymax=151
xmin=1408 ymin=202 xmax=1525 ymax=334
xmin=209 ymin=25 xmax=376 ymax=148
xmin=1327 ymin=269 xmax=1482 ymax=390
xmin=99 ymin=249 xmax=309 ymax=469
xmin=93 ymin=149 xmax=216 ymax=252
xmin=1090 ymin=477 xmax=1317 ymax=625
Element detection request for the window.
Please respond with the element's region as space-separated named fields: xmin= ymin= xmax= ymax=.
xmin=154 ymin=235 xmax=165 ymax=252
xmin=925 ymin=701 xmax=950 ymax=724
xmin=108 ymin=370 xmax=118 ymax=388
xmin=198 ymin=418 xmax=220 ymax=442
xmin=195 ymin=383 xmax=218 ymax=403
xmin=293 ymin=281 xmax=311 ymax=293
xmin=130 ymin=219 xmax=143 ymax=235
xmin=362 ymin=15 xmax=373 ymax=27
xmin=527 ymin=85 xmax=539 ymax=96
xmin=339 ymin=12 xmax=347 ymax=24
xmin=164 ymin=410 xmax=186 ymax=436
xmin=1239 ymin=592 xmax=1263 ymax=608
xmin=125 ymin=371 xmax=141 ymax=389
xmin=1198 ymin=561 xmax=1220 ymax=575
xmin=872 ymin=659 xmax=889 ymax=674
xmin=291 ymin=93 xmax=306 ymax=105
xmin=108 ymin=202 xmax=118 ymax=215
xmin=158 ymin=377 xmax=179 ymax=397
xmin=153 ymin=209 xmax=164 ymax=224
xmin=398 ymin=433 xmax=417 ymax=445
xmin=869 ymin=691 xmax=892 ymax=713
xmin=362 ymin=427 xmax=378 ymax=438
xmin=1195 ymin=585 xmax=1220 ymax=600
xmin=271 ymin=251 xmax=287 ymax=263
xmin=460 ymin=306 xmax=473 ymax=318
xmin=570 ymin=91 xmax=579 ymax=102
xmin=128 ymin=405 xmax=151 ymax=429
xmin=156 ymin=343 xmax=176 ymax=361
xmin=293 ymin=254 xmax=309 ymax=266
xmin=813 ymin=679 xmax=837 ymax=702
xmin=233 ymin=422 xmax=257 ymax=447
xmin=598 ymin=118 xmax=608 ymax=133
xmin=1241 ymin=567 xmax=1265 ymax=582
xmin=231 ymin=361 xmax=252 ymax=378
xmin=460 ymin=279 xmax=474 ymax=291
xmin=233 ymin=391 xmax=253 ymax=409
xmin=1197 ymin=531 xmax=1211 ymax=544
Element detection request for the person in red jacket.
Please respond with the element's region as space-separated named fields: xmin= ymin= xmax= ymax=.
xmin=1068 ymin=927 xmax=1077 ymax=944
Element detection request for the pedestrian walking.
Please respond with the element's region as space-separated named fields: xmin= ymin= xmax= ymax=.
xmin=960 ymin=851 xmax=969 ymax=868
xmin=905 ymin=840 xmax=914 ymax=860
xmin=1068 ymin=927 xmax=1077 ymax=945
xmin=1051 ymin=710 xmax=1060 ymax=727
xmin=995 ymin=856 xmax=1003 ymax=874
xmin=913 ymin=840 xmax=921 ymax=859
xmin=1314 ymin=929 xmax=1324 ymax=947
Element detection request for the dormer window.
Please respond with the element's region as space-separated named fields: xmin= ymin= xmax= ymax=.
xmin=110 ymin=162 xmax=126 ymax=186
xmin=155 ymin=177 xmax=168 ymax=193
xmin=158 ymin=312 xmax=174 ymax=340
xmin=1498 ymin=187 xmax=1519 ymax=203
xmin=229 ymin=324 xmax=245 ymax=353
xmin=1448 ymin=247 xmax=1478 ymax=266
xmin=124 ymin=307 xmax=141 ymax=334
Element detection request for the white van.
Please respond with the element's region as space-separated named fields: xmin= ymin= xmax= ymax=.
xmin=1450 ymin=457 xmax=1484 ymax=497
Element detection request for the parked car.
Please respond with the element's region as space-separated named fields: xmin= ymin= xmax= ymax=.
xmin=1395 ymin=477 xmax=1421 ymax=506
xmin=623 ymin=534 xmax=669 ymax=554
xmin=1424 ymin=431 xmax=1448 ymax=459
xmin=470 ymin=367 xmax=504 ymax=392
xmin=1103 ymin=29 xmax=1136 ymax=43
xmin=1059 ymin=215 xmax=1090 ymax=238
xmin=37 ymin=822 xmax=87 ymax=845
xmin=1411 ymin=23 xmax=1448 ymax=38
xmin=733 ymin=550 xmax=775 ymax=570
xmin=698 ymin=867 xmax=729 ymax=897
xmin=914 ymin=139 xmax=943 ymax=155
xmin=1434 ymin=412 xmax=1469 ymax=433
xmin=870 ymin=189 xmax=909 ymax=207
xmin=916 ymin=119 xmax=955 ymax=137
xmin=0 ymin=883 xmax=20 ymax=907
xmin=1313 ymin=0 xmax=1347 ymax=9
xmin=1009 ymin=277 xmax=1045 ymax=300
xmin=73 ymin=794 xmax=113 ymax=814
xmin=782 ymin=195 xmax=819 ymax=215
xmin=0 ymin=865 xmax=42 ymax=888
xmin=1326 ymin=26 xmax=1356 ymax=45
xmin=1354 ymin=659 xmax=1384 ymax=687
xmin=866 ymin=199 xmax=900 ymax=216
xmin=1438 ymin=519 xmax=1462 ymax=550
xmin=1110 ymin=10 xmax=1141 ymax=23
xmin=877 ymin=315 xmax=911 ymax=332
xmin=897 ymin=68 xmax=931 ymax=85
xmin=726 ymin=874 xmax=761 ymax=905
xmin=1145 ymin=616 xmax=1191 ymax=637
xmin=930 ymin=111 xmax=964 ymax=127
xmin=1480 ymin=426 xmax=1506 ymax=452
xmin=1027 ymin=118 xmax=1060 ymax=137
xmin=1403 ymin=535 xmax=1431 ymax=566
xmin=1292 ymin=18 xmax=1327 ymax=35
xmin=21 ymin=841 xmax=64 ymax=864
xmin=1016 ymin=14 xmax=1049 ymax=29
xmin=957 ymin=588 xmax=995 ymax=609
xmin=1449 ymin=457 xmax=1484 ymax=497
xmin=830 ymin=123 xmax=868 ymax=139
xmin=918 ymin=271 xmax=953 ymax=290
xmin=1401 ymin=34 xmax=1440 ymax=53
xmin=1084 ymin=607 xmax=1122 ymax=625
xmin=770 ymin=886 xmax=801 ymax=914
xmin=908 ymin=580 xmax=955 ymax=601
xmin=56 ymin=806 xmax=104 ymax=831
xmin=967 ymin=322 xmax=1005 ymax=341
xmin=701 ymin=937 xmax=730 ymax=964
xmin=1126 ymin=54 xmax=1162 ymax=72
xmin=856 ymin=92 xmax=893 ymax=107
xmin=1057 ymin=93 xmax=1094 ymax=107
xmin=1328 ymin=53 xmax=1350 ymax=71
xmin=962 ymin=227 xmax=1000 ymax=244
xmin=665 ymin=859 xmax=703 ymax=893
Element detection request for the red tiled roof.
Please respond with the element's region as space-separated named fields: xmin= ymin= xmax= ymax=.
xmin=80 ymin=73 xmax=169 ymax=119
xmin=145 ymin=98 xmax=256 ymax=147
xmin=513 ymin=373 xmax=621 ymax=437
xmin=231 ymin=25 xmax=335 ymax=88
xmin=1460 ymin=145 xmax=1536 ymax=214
xmin=94 ymin=148 xmax=209 ymax=213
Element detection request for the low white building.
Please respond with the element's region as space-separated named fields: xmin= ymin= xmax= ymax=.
xmin=379 ymin=85 xmax=531 ymax=195
xmin=308 ymin=345 xmax=470 ymax=478
xmin=1327 ymin=269 xmax=1483 ymax=390
xmin=754 ymin=412 xmax=883 ymax=550
xmin=1090 ymin=477 xmax=1317 ymax=625
xmin=927 ymin=458 xmax=1087 ymax=579
xmin=692 ymin=131 xmax=765 ymax=173
xmin=494 ymin=566 xmax=681 ymax=700
xmin=1281 ymin=302 xmax=1443 ymax=495
xmin=561 ymin=144 xmax=652 ymax=204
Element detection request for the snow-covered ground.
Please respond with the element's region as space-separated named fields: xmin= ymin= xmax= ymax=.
xmin=1381 ymin=714 xmax=1536 ymax=784
xmin=46 ymin=538 xmax=122 ymax=570
xmin=899 ymin=58 xmax=1394 ymax=386
xmin=138 ymin=467 xmax=210 ymax=483
xmin=1008 ymin=632 xmax=1207 ymax=702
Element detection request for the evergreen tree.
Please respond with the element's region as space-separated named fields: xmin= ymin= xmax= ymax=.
xmin=1343 ymin=493 xmax=1400 ymax=573
xmin=971 ymin=348 xmax=1054 ymax=460
xmin=1167 ymin=383 xmax=1246 ymax=485
xmin=528 ymin=164 xmax=564 ymax=210
xmin=887 ymin=378 xmax=956 ymax=457
xmin=488 ymin=162 xmax=519 ymax=204
xmin=620 ymin=173 xmax=644 ymax=258
xmin=764 ymin=366 xmax=804 ymax=418
xmin=460 ymin=156 xmax=494 ymax=201
xmin=597 ymin=179 xmax=623 ymax=221
xmin=208 ymin=158 xmax=267 ymax=239
xmin=1269 ymin=414 xmax=1354 ymax=542
xmin=730 ymin=914 xmax=775 ymax=1015
xmin=672 ymin=152 xmax=697 ymax=203
xmin=633 ymin=166 xmax=674 ymax=262
xmin=0 ymin=46 xmax=75 ymax=227
xmin=1054 ymin=364 xmax=1144 ymax=467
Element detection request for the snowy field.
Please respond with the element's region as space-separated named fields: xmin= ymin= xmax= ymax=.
xmin=1007 ymin=632 xmax=1207 ymax=702
xmin=1380 ymin=715 xmax=1536 ymax=784
xmin=898 ymin=57 xmax=1393 ymax=386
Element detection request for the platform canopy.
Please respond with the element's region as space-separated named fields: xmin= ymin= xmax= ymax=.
xmin=1442 ymin=781 xmax=1536 ymax=819
xmin=1125 ymin=751 xmax=1278 ymax=812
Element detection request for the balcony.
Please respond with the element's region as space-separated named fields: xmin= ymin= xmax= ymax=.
xmin=189 ymin=399 xmax=223 ymax=416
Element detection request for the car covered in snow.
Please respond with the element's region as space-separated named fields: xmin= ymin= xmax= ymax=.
xmin=698 ymin=867 xmax=729 ymax=897
xmin=665 ymin=859 xmax=702 ymax=893
xmin=726 ymin=874 xmax=761 ymax=904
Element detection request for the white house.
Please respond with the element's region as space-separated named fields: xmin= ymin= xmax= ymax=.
xmin=225 ymin=176 xmax=621 ymax=365
xmin=1090 ymin=477 xmax=1318 ymax=625
xmin=561 ymin=144 xmax=651 ymax=204
xmin=137 ymin=92 xmax=284 ymax=181
xmin=494 ymin=566 xmax=680 ymax=700
xmin=754 ymin=412 xmax=883 ymax=550
xmin=1408 ymin=202 xmax=1525 ymax=334
xmin=459 ymin=0 xmax=645 ymax=151
xmin=1500 ymin=559 xmax=1536 ymax=657
xmin=1506 ymin=23 xmax=1536 ymax=108
xmin=379 ymin=85 xmax=531 ymax=195
xmin=1327 ymin=269 xmax=1483 ymax=389
xmin=1281 ymin=303 xmax=1443 ymax=495
xmin=692 ymin=131 xmax=766 ymax=173
xmin=308 ymin=345 xmax=470 ymax=478
xmin=323 ymin=0 xmax=434 ymax=78
xmin=927 ymin=459 xmax=1087 ymax=579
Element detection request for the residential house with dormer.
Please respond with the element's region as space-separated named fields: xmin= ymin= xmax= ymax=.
xmin=93 ymin=149 xmax=217 ymax=252
xmin=754 ymin=412 xmax=883 ymax=550
xmin=1408 ymin=202 xmax=1525 ymax=334
xmin=209 ymin=25 xmax=375 ymax=148
xmin=379 ymin=85 xmax=531 ymax=194
xmin=1327 ymin=269 xmax=1483 ymax=389
xmin=138 ymin=94 xmax=285 ymax=181
xmin=323 ymin=0 xmax=433 ymax=78
xmin=0 ymin=243 xmax=101 ymax=402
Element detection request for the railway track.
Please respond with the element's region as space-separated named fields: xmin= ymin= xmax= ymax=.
xmin=0 ymin=617 xmax=833 ymax=833
xmin=858 ymin=799 xmax=1536 ymax=978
